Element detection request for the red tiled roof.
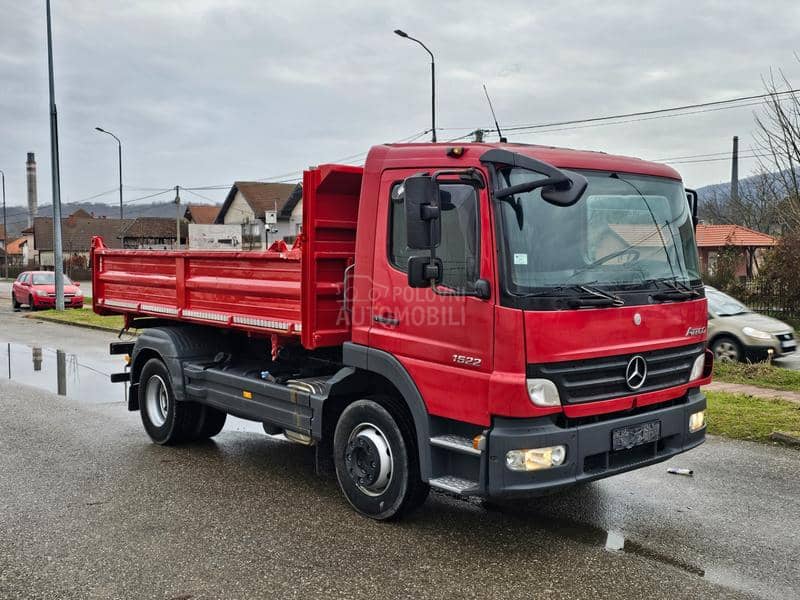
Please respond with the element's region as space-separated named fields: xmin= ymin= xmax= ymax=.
xmin=695 ymin=224 xmax=777 ymax=248
xmin=184 ymin=204 xmax=220 ymax=224
xmin=5 ymin=237 xmax=27 ymax=255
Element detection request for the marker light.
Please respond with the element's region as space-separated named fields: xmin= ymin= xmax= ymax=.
xmin=526 ymin=378 xmax=560 ymax=407
xmin=689 ymin=409 xmax=706 ymax=433
xmin=447 ymin=146 xmax=464 ymax=157
xmin=689 ymin=354 xmax=706 ymax=381
xmin=506 ymin=445 xmax=567 ymax=471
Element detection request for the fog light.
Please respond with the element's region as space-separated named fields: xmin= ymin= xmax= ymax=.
xmin=689 ymin=410 xmax=706 ymax=433
xmin=689 ymin=353 xmax=705 ymax=381
xmin=526 ymin=378 xmax=560 ymax=407
xmin=506 ymin=445 xmax=567 ymax=471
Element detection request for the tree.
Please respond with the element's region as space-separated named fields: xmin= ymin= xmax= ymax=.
xmin=754 ymin=64 xmax=800 ymax=231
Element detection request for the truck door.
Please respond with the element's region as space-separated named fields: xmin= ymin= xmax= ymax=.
xmin=368 ymin=169 xmax=495 ymax=426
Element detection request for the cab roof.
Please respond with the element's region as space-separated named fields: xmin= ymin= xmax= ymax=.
xmin=371 ymin=141 xmax=682 ymax=181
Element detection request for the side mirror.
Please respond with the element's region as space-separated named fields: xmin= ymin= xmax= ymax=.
xmin=404 ymin=175 xmax=441 ymax=250
xmin=541 ymin=170 xmax=588 ymax=207
xmin=494 ymin=169 xmax=587 ymax=207
xmin=686 ymin=188 xmax=699 ymax=228
xmin=408 ymin=255 xmax=442 ymax=288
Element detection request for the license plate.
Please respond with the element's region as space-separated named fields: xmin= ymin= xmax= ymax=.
xmin=612 ymin=420 xmax=661 ymax=451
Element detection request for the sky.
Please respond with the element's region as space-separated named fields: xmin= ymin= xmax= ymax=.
xmin=1 ymin=0 xmax=800 ymax=228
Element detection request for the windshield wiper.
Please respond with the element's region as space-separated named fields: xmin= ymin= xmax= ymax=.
xmin=646 ymin=277 xmax=701 ymax=301
xmin=514 ymin=284 xmax=624 ymax=307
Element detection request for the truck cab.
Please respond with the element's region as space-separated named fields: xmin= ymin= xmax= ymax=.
xmin=343 ymin=142 xmax=711 ymax=500
xmin=95 ymin=142 xmax=712 ymax=520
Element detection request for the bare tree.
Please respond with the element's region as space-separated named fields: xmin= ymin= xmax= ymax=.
xmin=754 ymin=64 xmax=800 ymax=230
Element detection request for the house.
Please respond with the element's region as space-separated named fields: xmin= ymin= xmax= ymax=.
xmin=119 ymin=217 xmax=187 ymax=249
xmin=695 ymin=224 xmax=777 ymax=279
xmin=19 ymin=225 xmax=36 ymax=266
xmin=184 ymin=204 xmax=220 ymax=224
xmin=215 ymin=181 xmax=302 ymax=243
xmin=32 ymin=212 xmax=130 ymax=267
xmin=4 ymin=237 xmax=29 ymax=267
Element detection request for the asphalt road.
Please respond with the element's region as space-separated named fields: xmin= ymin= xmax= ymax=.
xmin=1 ymin=307 xmax=800 ymax=599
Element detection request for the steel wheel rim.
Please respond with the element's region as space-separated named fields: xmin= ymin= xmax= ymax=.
xmin=715 ymin=341 xmax=739 ymax=362
xmin=345 ymin=422 xmax=393 ymax=497
xmin=145 ymin=374 xmax=169 ymax=427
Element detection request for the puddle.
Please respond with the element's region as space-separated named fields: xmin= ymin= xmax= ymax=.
xmin=1 ymin=340 xmax=263 ymax=433
xmin=601 ymin=527 xmax=705 ymax=577
xmin=1 ymin=340 xmax=125 ymax=403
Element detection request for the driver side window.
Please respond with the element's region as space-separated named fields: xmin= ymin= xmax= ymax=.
xmin=389 ymin=182 xmax=479 ymax=290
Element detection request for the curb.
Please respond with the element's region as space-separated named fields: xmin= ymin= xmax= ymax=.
xmin=770 ymin=431 xmax=800 ymax=446
xmin=23 ymin=313 xmax=136 ymax=335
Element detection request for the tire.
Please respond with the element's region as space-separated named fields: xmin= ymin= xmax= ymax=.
xmin=12 ymin=294 xmax=20 ymax=309
xmin=28 ymin=295 xmax=36 ymax=311
xmin=138 ymin=358 xmax=203 ymax=445
xmin=333 ymin=397 xmax=429 ymax=520
xmin=711 ymin=335 xmax=743 ymax=363
xmin=195 ymin=405 xmax=227 ymax=439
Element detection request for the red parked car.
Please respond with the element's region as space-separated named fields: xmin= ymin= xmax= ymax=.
xmin=12 ymin=271 xmax=84 ymax=310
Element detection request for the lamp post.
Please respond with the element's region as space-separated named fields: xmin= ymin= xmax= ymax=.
xmin=95 ymin=127 xmax=123 ymax=219
xmin=0 ymin=169 xmax=6 ymax=279
xmin=394 ymin=29 xmax=436 ymax=142
xmin=46 ymin=0 xmax=65 ymax=311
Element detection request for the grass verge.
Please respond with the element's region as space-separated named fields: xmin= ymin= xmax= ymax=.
xmin=28 ymin=307 xmax=125 ymax=332
xmin=707 ymin=390 xmax=800 ymax=444
xmin=712 ymin=360 xmax=800 ymax=392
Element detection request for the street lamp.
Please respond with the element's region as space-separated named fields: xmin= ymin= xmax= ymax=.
xmin=394 ymin=29 xmax=436 ymax=142
xmin=95 ymin=127 xmax=123 ymax=219
xmin=0 ymin=169 xmax=6 ymax=279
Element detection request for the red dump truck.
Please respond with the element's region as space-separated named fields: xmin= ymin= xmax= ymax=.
xmin=92 ymin=142 xmax=712 ymax=520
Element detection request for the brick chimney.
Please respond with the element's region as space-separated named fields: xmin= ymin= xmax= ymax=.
xmin=26 ymin=152 xmax=38 ymax=227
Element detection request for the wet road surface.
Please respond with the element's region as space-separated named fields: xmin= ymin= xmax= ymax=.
xmin=2 ymin=303 xmax=799 ymax=599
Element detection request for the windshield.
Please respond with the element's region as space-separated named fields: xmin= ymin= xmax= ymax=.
xmin=706 ymin=287 xmax=749 ymax=316
xmin=495 ymin=168 xmax=701 ymax=295
xmin=31 ymin=273 xmax=73 ymax=286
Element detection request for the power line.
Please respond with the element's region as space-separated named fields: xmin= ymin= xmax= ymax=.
xmin=446 ymin=88 xmax=800 ymax=141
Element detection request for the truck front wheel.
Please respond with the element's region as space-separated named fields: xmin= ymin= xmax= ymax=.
xmin=139 ymin=358 xmax=205 ymax=445
xmin=333 ymin=398 xmax=429 ymax=520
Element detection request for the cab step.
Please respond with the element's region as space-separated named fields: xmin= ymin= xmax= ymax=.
xmin=428 ymin=475 xmax=479 ymax=496
xmin=430 ymin=434 xmax=481 ymax=456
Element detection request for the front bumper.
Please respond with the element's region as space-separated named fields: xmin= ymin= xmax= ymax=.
xmin=33 ymin=296 xmax=84 ymax=308
xmin=744 ymin=340 xmax=796 ymax=359
xmin=484 ymin=389 xmax=706 ymax=497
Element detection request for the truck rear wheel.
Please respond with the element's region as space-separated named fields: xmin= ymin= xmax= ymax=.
xmin=139 ymin=358 xmax=203 ymax=445
xmin=333 ymin=398 xmax=429 ymax=520
xmin=195 ymin=406 xmax=227 ymax=439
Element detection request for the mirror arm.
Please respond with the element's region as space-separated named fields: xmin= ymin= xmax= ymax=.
xmin=493 ymin=175 xmax=568 ymax=199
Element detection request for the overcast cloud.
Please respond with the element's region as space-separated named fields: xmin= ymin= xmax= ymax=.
xmin=1 ymin=0 xmax=799 ymax=223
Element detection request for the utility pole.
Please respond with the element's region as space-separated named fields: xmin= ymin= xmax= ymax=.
xmin=174 ymin=186 xmax=181 ymax=249
xmin=1 ymin=169 xmax=6 ymax=279
xmin=731 ymin=135 xmax=739 ymax=204
xmin=46 ymin=0 xmax=65 ymax=310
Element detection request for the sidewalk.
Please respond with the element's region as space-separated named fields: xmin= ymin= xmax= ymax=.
xmin=705 ymin=380 xmax=800 ymax=404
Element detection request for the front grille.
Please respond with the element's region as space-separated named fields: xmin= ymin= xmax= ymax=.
xmin=777 ymin=332 xmax=794 ymax=342
xmin=528 ymin=343 xmax=704 ymax=405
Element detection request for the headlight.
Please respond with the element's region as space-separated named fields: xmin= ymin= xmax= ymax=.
xmin=526 ymin=378 xmax=560 ymax=407
xmin=689 ymin=410 xmax=706 ymax=433
xmin=506 ymin=445 xmax=567 ymax=471
xmin=689 ymin=354 xmax=706 ymax=381
xmin=742 ymin=326 xmax=772 ymax=341
xmin=34 ymin=289 xmax=49 ymax=297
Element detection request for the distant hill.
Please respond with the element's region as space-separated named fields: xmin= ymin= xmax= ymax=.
xmin=4 ymin=200 xmax=219 ymax=239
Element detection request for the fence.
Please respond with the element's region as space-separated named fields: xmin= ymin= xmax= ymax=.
xmin=736 ymin=280 xmax=800 ymax=327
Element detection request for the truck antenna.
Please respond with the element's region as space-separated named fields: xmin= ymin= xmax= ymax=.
xmin=483 ymin=84 xmax=507 ymax=143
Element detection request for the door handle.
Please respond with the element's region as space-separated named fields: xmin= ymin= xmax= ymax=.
xmin=373 ymin=313 xmax=400 ymax=326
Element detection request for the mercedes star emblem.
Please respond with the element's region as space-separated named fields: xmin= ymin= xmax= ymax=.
xmin=625 ymin=355 xmax=647 ymax=390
